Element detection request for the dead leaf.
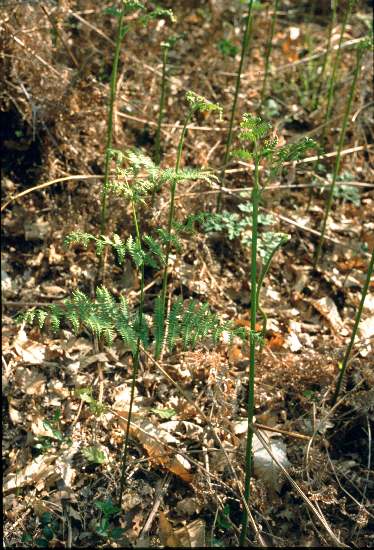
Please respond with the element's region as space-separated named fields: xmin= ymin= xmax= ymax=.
xmin=307 ymin=296 xmax=344 ymax=334
xmin=159 ymin=511 xmax=180 ymax=547
xmin=14 ymin=367 xmax=46 ymax=395
xmin=176 ymin=519 xmax=206 ymax=548
xmin=4 ymin=454 xmax=56 ymax=493
xmin=114 ymin=411 xmax=193 ymax=483
xmin=14 ymin=329 xmax=47 ymax=365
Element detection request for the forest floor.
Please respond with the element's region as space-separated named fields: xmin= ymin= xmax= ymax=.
xmin=1 ymin=1 xmax=373 ymax=547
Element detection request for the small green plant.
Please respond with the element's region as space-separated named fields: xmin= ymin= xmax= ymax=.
xmin=158 ymin=91 xmax=222 ymax=358
xmin=21 ymin=512 xmax=59 ymax=548
xmin=94 ymin=499 xmax=126 ymax=542
xmin=33 ymin=409 xmax=71 ymax=455
xmin=218 ymin=38 xmax=238 ymax=59
xmin=100 ymin=2 xmax=174 ymax=238
xmin=217 ymin=0 xmax=255 ymax=211
xmin=229 ymin=115 xmax=317 ymax=544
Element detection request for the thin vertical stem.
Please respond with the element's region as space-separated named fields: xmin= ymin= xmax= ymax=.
xmin=240 ymin=151 xmax=260 ymax=545
xmin=258 ymin=0 xmax=279 ymax=113
xmin=306 ymin=0 xmax=353 ymax=211
xmin=324 ymin=0 xmax=355 ymax=132
xmin=217 ymin=0 xmax=254 ymax=212
xmin=119 ymin=200 xmax=145 ymax=506
xmin=314 ymin=43 xmax=363 ymax=266
xmin=157 ymin=111 xmax=192 ymax=358
xmin=312 ymin=0 xmax=336 ymax=111
xmin=100 ymin=5 xmax=127 ymax=236
xmin=154 ymin=46 xmax=168 ymax=166
xmin=332 ymin=248 xmax=374 ymax=405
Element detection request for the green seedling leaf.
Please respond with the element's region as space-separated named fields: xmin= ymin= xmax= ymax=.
xmin=75 ymin=387 xmax=94 ymax=404
xmin=83 ymin=446 xmax=107 ymax=464
xmin=218 ymin=38 xmax=238 ymax=58
xmin=35 ymin=538 xmax=49 ymax=548
xmin=110 ymin=527 xmax=126 ymax=540
xmin=42 ymin=526 xmax=54 ymax=542
xmin=95 ymin=499 xmax=121 ymax=518
xmin=40 ymin=512 xmax=53 ymax=526
xmin=151 ymin=407 xmax=176 ymax=419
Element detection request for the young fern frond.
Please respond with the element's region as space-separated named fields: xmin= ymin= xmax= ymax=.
xmin=142 ymin=235 xmax=166 ymax=267
xmin=65 ymin=231 xmax=127 ymax=266
xmin=154 ymin=295 xmax=165 ymax=358
xmin=166 ymin=297 xmax=183 ymax=352
xmin=156 ymin=228 xmax=182 ymax=253
xmin=20 ymin=290 xmax=245 ymax=357
xmin=126 ymin=235 xmax=145 ymax=268
xmin=185 ymin=91 xmax=223 ymax=119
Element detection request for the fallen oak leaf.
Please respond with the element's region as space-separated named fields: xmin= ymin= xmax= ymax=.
xmin=113 ymin=410 xmax=193 ymax=483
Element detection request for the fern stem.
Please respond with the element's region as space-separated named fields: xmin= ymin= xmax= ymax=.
xmin=217 ymin=0 xmax=254 ymax=212
xmin=258 ymin=0 xmax=279 ymax=113
xmin=100 ymin=5 xmax=127 ymax=236
xmin=158 ymin=111 xmax=192 ymax=358
xmin=332 ymin=248 xmax=374 ymax=405
xmin=240 ymin=149 xmax=260 ymax=545
xmin=314 ymin=40 xmax=363 ymax=267
xmin=119 ymin=201 xmax=145 ymax=506
xmin=311 ymin=0 xmax=336 ymax=111
xmin=154 ymin=45 xmax=168 ymax=166
xmin=307 ymin=0 xmax=355 ymax=212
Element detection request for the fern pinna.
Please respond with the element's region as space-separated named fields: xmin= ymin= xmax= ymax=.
xmin=19 ymin=288 xmax=246 ymax=356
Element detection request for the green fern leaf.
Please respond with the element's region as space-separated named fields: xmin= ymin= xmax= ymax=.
xmin=154 ymin=295 xmax=165 ymax=358
xmin=166 ymin=298 xmax=183 ymax=352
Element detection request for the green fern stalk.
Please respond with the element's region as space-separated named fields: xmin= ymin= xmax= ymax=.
xmin=154 ymin=43 xmax=169 ymax=166
xmin=240 ymin=143 xmax=260 ymax=546
xmin=311 ymin=0 xmax=337 ymax=111
xmin=324 ymin=0 xmax=355 ymax=132
xmin=158 ymin=93 xmax=222 ymax=358
xmin=157 ymin=111 xmax=191 ymax=358
xmin=217 ymin=0 xmax=254 ymax=212
xmin=333 ymin=248 xmax=374 ymax=405
xmin=100 ymin=3 xmax=137 ymax=236
xmin=307 ymin=0 xmax=355 ymax=211
xmin=258 ymin=0 xmax=279 ymax=113
xmin=314 ymin=39 xmax=365 ymax=267
xmin=118 ymin=191 xmax=146 ymax=507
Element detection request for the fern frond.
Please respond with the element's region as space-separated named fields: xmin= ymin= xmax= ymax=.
xmin=156 ymin=228 xmax=182 ymax=252
xmin=185 ymin=91 xmax=223 ymax=119
xmin=143 ymin=234 xmax=166 ymax=267
xmin=127 ymin=235 xmax=145 ymax=268
xmin=181 ymin=300 xmax=197 ymax=350
xmin=154 ymin=295 xmax=165 ymax=358
xmin=64 ymin=230 xmax=95 ymax=249
xmin=239 ymin=114 xmax=271 ymax=142
xmin=166 ymin=297 xmax=183 ymax=352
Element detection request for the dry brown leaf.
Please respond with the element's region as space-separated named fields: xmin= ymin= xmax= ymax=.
xmin=115 ymin=411 xmax=193 ymax=483
xmin=14 ymin=367 xmax=46 ymax=395
xmin=14 ymin=329 xmax=47 ymax=365
xmin=176 ymin=519 xmax=206 ymax=548
xmin=159 ymin=511 xmax=180 ymax=547
xmin=306 ymin=296 xmax=344 ymax=334
xmin=4 ymin=454 xmax=56 ymax=493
